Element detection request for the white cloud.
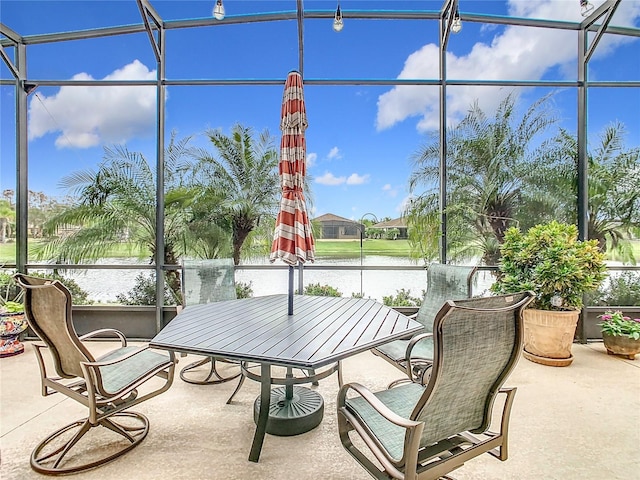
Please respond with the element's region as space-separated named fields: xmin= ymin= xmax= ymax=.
xmin=315 ymin=171 xmax=346 ymax=185
xmin=306 ymin=152 xmax=317 ymax=168
xmin=327 ymin=146 xmax=342 ymax=160
xmin=315 ymin=171 xmax=370 ymax=186
xmin=346 ymin=173 xmax=370 ymax=185
xmin=28 ymin=60 xmax=157 ymax=148
xmin=376 ymin=0 xmax=640 ymax=133
xmin=383 ymin=183 xmax=398 ymax=197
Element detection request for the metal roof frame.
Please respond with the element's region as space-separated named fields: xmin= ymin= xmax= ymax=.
xmin=1 ymin=0 xmax=637 ymax=330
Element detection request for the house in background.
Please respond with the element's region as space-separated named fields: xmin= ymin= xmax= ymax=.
xmin=314 ymin=213 xmax=362 ymax=240
xmin=372 ymin=217 xmax=408 ymax=239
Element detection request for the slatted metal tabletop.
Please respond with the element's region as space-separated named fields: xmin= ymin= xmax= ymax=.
xmin=150 ymin=294 xmax=422 ymax=462
xmin=151 ymin=294 xmax=422 ymax=369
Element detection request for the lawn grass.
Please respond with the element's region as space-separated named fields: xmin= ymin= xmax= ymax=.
xmin=314 ymin=239 xmax=411 ymax=258
xmin=0 ymin=240 xmax=149 ymax=264
xmin=2 ymin=238 xmax=638 ymax=263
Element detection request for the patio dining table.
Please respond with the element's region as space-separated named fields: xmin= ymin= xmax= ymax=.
xmin=150 ymin=293 xmax=422 ymax=462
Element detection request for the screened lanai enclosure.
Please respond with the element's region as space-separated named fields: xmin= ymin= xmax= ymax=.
xmin=1 ymin=0 xmax=639 ymax=339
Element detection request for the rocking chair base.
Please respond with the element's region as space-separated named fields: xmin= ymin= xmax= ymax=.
xmin=31 ymin=411 xmax=149 ymax=475
xmin=179 ymin=357 xmax=242 ymax=385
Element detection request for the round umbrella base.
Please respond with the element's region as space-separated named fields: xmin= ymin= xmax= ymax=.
xmin=253 ymin=386 xmax=324 ymax=436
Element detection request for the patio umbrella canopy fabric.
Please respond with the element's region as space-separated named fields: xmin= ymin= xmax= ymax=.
xmin=270 ymin=70 xmax=315 ymax=313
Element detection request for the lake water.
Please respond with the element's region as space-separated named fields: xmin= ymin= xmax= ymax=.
xmin=54 ymin=256 xmax=496 ymax=304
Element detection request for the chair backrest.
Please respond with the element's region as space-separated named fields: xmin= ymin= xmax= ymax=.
xmin=415 ymin=263 xmax=477 ymax=332
xmin=14 ymin=274 xmax=94 ymax=379
xmin=181 ymin=258 xmax=237 ymax=306
xmin=411 ymin=291 xmax=533 ymax=447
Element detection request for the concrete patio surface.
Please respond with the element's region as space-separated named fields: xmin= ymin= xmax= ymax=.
xmin=1 ymin=340 xmax=639 ymax=480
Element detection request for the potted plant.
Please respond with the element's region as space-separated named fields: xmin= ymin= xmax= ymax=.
xmin=598 ymin=311 xmax=640 ymax=360
xmin=0 ymin=272 xmax=27 ymax=357
xmin=491 ymin=221 xmax=607 ymax=366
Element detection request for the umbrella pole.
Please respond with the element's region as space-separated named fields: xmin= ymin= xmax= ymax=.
xmin=288 ymin=265 xmax=294 ymax=315
xmin=298 ymin=262 xmax=303 ymax=295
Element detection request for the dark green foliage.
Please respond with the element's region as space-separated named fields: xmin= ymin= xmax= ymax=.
xmin=382 ymin=288 xmax=424 ymax=307
xmin=588 ymin=272 xmax=640 ymax=307
xmin=491 ymin=221 xmax=606 ymax=310
xmin=116 ymin=273 xmax=177 ymax=306
xmin=1 ymin=270 xmax=91 ymax=306
xmin=30 ymin=272 xmax=92 ymax=305
xmin=303 ymin=283 xmax=342 ymax=297
xmin=235 ymin=281 xmax=254 ymax=299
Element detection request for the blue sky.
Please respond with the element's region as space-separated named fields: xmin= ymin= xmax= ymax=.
xmin=1 ymin=0 xmax=639 ymax=222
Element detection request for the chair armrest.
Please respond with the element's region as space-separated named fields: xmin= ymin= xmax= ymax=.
xmin=79 ymin=328 xmax=127 ymax=347
xmin=405 ymin=332 xmax=433 ymax=359
xmin=338 ymin=382 xmax=421 ymax=430
xmin=404 ymin=332 xmax=433 ymax=382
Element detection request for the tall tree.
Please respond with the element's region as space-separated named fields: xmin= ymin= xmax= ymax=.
xmin=0 ymin=200 xmax=15 ymax=243
xmin=406 ymin=92 xmax=558 ymax=265
xmin=36 ymin=134 xmax=198 ymax=298
xmin=524 ymin=122 xmax=640 ymax=263
xmin=192 ymin=124 xmax=280 ymax=265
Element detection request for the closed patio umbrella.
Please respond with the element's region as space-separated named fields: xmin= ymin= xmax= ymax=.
xmin=259 ymin=71 xmax=323 ymax=437
xmin=270 ymin=70 xmax=315 ymax=315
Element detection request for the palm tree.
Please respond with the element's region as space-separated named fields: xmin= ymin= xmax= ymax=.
xmin=526 ymin=122 xmax=640 ymax=263
xmin=406 ymin=92 xmax=558 ymax=265
xmin=192 ymin=124 xmax=280 ymax=265
xmin=36 ymin=134 xmax=198 ymax=298
xmin=0 ymin=199 xmax=15 ymax=243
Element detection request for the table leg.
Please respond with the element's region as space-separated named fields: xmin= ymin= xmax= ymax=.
xmin=249 ymin=362 xmax=271 ymax=462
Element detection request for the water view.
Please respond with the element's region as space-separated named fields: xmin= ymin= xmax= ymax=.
xmin=53 ymin=256 xmax=497 ymax=304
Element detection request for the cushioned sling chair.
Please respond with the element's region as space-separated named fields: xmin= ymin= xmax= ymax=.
xmin=178 ymin=258 xmax=243 ymax=385
xmin=372 ymin=264 xmax=477 ymax=384
xmin=337 ymin=291 xmax=534 ymax=480
xmin=15 ymin=274 xmax=176 ymax=475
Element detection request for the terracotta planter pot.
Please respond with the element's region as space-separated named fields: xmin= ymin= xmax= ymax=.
xmin=522 ymin=309 xmax=580 ymax=367
xmin=602 ymin=333 xmax=640 ymax=360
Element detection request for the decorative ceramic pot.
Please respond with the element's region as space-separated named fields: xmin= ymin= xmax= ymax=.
xmin=0 ymin=312 xmax=28 ymax=357
xmin=522 ymin=309 xmax=580 ymax=367
xmin=602 ymin=333 xmax=640 ymax=360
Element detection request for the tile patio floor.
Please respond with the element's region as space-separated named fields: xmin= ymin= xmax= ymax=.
xmin=1 ymin=341 xmax=639 ymax=480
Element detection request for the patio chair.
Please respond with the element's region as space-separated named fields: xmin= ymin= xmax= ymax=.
xmin=14 ymin=273 xmax=176 ymax=475
xmin=179 ymin=258 xmax=243 ymax=385
xmin=337 ymin=291 xmax=534 ymax=480
xmin=372 ymin=263 xmax=477 ymax=384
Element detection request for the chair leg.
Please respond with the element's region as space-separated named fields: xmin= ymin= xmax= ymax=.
xmin=180 ymin=356 xmax=242 ymax=385
xmin=30 ymin=412 xmax=149 ymax=475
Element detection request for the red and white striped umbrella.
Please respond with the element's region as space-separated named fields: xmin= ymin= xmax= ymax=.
xmin=270 ymin=71 xmax=315 ymax=314
xmin=270 ymin=70 xmax=315 ymax=268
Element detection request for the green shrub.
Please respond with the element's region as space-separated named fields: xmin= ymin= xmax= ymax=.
xmin=1 ymin=270 xmax=92 ymax=306
xmin=491 ymin=221 xmax=606 ymax=310
xmin=303 ymin=283 xmax=342 ymax=297
xmin=382 ymin=288 xmax=424 ymax=307
xmin=31 ymin=272 xmax=92 ymax=305
xmin=236 ymin=281 xmax=254 ymax=299
xmin=588 ymin=271 xmax=640 ymax=307
xmin=116 ymin=273 xmax=176 ymax=306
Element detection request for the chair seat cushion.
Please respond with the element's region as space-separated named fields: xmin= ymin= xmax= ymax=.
xmin=374 ymin=336 xmax=434 ymax=364
xmin=346 ymin=382 xmax=425 ymax=461
xmin=96 ymin=347 xmax=171 ymax=395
